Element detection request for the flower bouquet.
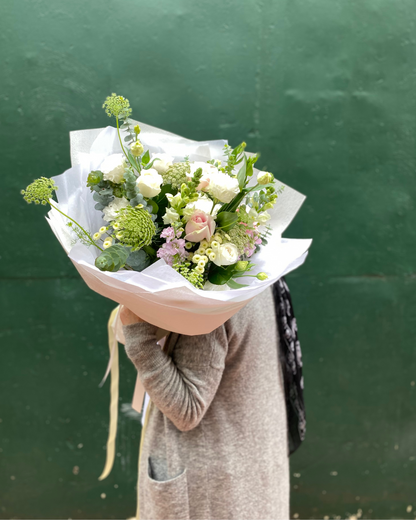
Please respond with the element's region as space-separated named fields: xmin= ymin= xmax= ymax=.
xmin=22 ymin=94 xmax=312 ymax=335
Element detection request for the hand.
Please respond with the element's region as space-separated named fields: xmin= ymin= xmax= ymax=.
xmin=119 ymin=305 xmax=145 ymax=326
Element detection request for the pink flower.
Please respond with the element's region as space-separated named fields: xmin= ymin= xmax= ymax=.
xmin=185 ymin=210 xmax=216 ymax=242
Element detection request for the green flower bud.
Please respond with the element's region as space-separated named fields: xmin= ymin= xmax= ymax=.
xmin=21 ymin=177 xmax=57 ymax=205
xmin=257 ymin=171 xmax=274 ymax=185
xmin=256 ymin=272 xmax=268 ymax=281
xmin=263 ymin=202 xmax=274 ymax=210
xmin=130 ymin=140 xmax=144 ymax=157
xmin=235 ymin=261 xmax=249 ymax=272
xmin=102 ymin=93 xmax=132 ymax=119
xmin=134 ymin=124 xmax=141 ymax=135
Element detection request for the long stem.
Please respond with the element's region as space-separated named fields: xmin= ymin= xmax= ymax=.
xmin=116 ymin=117 xmax=138 ymax=172
xmin=49 ymin=202 xmax=103 ymax=252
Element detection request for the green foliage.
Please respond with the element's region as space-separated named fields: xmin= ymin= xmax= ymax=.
xmin=215 ymin=211 xmax=239 ymax=232
xmin=95 ymin=244 xmax=130 ymax=272
xmin=223 ymin=142 xmax=246 ymax=175
xmin=126 ymin=249 xmax=152 ymax=272
xmin=181 ymin=167 xmax=203 ymax=203
xmin=21 ymin=177 xmax=57 ymax=205
xmin=208 ymin=263 xmax=238 ymax=285
xmin=67 ymin=222 xmax=95 ymax=247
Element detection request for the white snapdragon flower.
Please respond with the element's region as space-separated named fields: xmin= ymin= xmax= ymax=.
xmin=136 ymin=168 xmax=163 ymax=198
xmin=152 ymin=153 xmax=174 ymax=174
xmin=212 ymin=242 xmax=239 ymax=266
xmin=166 ymin=192 xmax=182 ymax=207
xmin=208 ymin=172 xmax=240 ymax=203
xmin=102 ymin=197 xmax=129 ymax=222
xmin=162 ymin=207 xmax=180 ymax=225
xmin=257 ymin=211 xmax=271 ymax=225
xmin=100 ymin=154 xmax=126 ymax=184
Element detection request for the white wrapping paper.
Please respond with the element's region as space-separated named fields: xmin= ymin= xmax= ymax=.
xmin=47 ymin=122 xmax=312 ymax=335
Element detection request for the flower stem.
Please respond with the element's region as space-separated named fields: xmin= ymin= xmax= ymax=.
xmin=49 ymin=202 xmax=103 ymax=251
xmin=116 ymin=117 xmax=137 ymax=172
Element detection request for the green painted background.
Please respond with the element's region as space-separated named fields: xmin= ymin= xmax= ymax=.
xmin=1 ymin=0 xmax=415 ymax=518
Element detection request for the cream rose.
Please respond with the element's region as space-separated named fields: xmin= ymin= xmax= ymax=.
xmin=212 ymin=242 xmax=239 ymax=266
xmin=152 ymin=153 xmax=174 ymax=175
xmin=208 ymin=172 xmax=240 ymax=203
xmin=136 ymin=168 xmax=163 ymax=198
xmin=102 ymin=196 xmax=129 ymax=222
xmin=100 ymin=154 xmax=126 ymax=184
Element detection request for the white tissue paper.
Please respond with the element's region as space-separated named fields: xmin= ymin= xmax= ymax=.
xmin=47 ymin=121 xmax=312 ymax=335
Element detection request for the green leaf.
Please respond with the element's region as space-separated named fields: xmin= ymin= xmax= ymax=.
xmin=227 ymin=279 xmax=248 ymax=289
xmin=126 ymin=149 xmax=139 ymax=171
xmin=142 ymin=245 xmax=157 ymax=259
xmin=146 ymin=199 xmax=159 ymax=214
xmin=141 ymin=150 xmax=150 ymax=165
xmin=237 ymin=156 xmax=247 ymax=190
xmin=208 ymin=264 xmax=237 ymax=285
xmin=216 ymin=211 xmax=239 ymax=231
xmin=246 ymin=182 xmax=275 ymax=193
xmin=218 ymin=191 xmax=247 ymax=214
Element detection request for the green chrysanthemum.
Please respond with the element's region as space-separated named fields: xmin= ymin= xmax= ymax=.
xmin=173 ymin=262 xmax=204 ymax=289
xmin=114 ymin=205 xmax=156 ymax=251
xmin=21 ymin=177 xmax=57 ymax=205
xmin=161 ymin=162 xmax=191 ymax=189
xmin=102 ymin=93 xmax=132 ymax=119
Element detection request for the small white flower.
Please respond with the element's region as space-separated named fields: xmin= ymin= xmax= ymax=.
xmin=212 ymin=242 xmax=239 ymax=266
xmin=196 ymin=247 xmax=206 ymax=255
xmin=200 ymin=240 xmax=209 ymax=249
xmin=162 ymin=207 xmax=180 ymax=225
xmin=211 ymin=240 xmax=220 ymax=249
xmin=151 ymin=153 xmax=174 ymax=174
xmin=195 ymin=266 xmax=204 ymax=274
xmin=103 ymin=237 xmax=113 ymax=249
xmin=208 ymin=171 xmax=240 ymax=203
xmin=205 ymin=248 xmax=213 ymax=255
xmin=208 ymin=252 xmax=216 ymax=261
xmin=192 ymin=254 xmax=201 ymax=263
xmin=198 ymin=260 xmax=206 ymax=269
xmin=102 ymin=197 xmax=129 ymax=222
xmin=212 ymin=234 xmax=222 ymax=244
xmin=136 ymin=168 xmax=163 ymax=198
xmin=185 ymin=241 xmax=193 ymax=250
xmin=93 ymin=232 xmax=101 ymax=241
xmin=100 ymin=154 xmax=126 ymax=184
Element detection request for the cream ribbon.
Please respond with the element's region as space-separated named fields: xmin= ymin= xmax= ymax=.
xmin=98 ymin=307 xmax=120 ymax=481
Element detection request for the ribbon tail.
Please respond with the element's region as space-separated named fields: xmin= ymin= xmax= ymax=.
xmin=98 ymin=306 xmax=120 ymax=481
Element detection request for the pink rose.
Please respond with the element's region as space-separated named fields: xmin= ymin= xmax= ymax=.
xmin=185 ymin=210 xmax=216 ymax=242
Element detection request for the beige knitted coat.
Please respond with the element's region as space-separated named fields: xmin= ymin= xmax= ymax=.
xmin=123 ymin=286 xmax=289 ymax=520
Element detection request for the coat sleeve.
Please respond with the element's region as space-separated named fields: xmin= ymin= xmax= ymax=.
xmin=122 ymin=322 xmax=229 ymax=432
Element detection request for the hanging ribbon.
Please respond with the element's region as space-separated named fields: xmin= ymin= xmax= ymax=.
xmin=98 ymin=306 xmax=120 ymax=481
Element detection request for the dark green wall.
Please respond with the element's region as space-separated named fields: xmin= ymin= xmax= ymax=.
xmin=1 ymin=0 xmax=416 ymax=518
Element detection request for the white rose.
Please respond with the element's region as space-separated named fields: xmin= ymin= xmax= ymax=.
xmin=183 ymin=194 xmax=220 ymax=221
xmin=100 ymin=154 xmax=126 ymax=184
xmin=162 ymin=207 xmax=180 ymax=225
xmin=102 ymin=197 xmax=129 ymax=222
xmin=212 ymin=242 xmax=239 ymax=266
xmin=152 ymin=153 xmax=174 ymax=174
xmin=208 ymin=172 xmax=240 ymax=203
xmin=136 ymin=168 xmax=163 ymax=198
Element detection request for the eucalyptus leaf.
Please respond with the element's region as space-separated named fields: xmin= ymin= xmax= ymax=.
xmin=127 ymin=249 xmax=151 ymax=271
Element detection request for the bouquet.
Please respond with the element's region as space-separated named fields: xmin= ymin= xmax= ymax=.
xmin=21 ymin=94 xmax=312 ymax=335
